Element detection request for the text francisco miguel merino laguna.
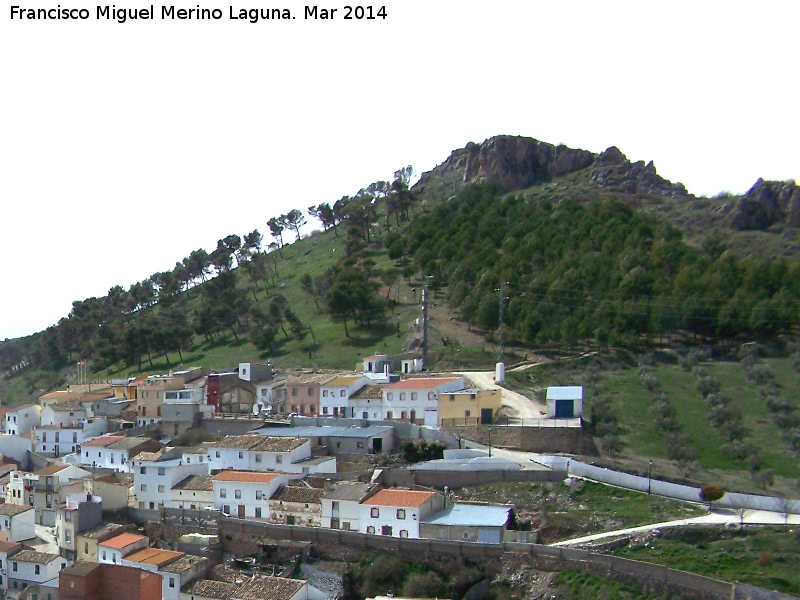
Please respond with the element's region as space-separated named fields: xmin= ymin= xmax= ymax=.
xmin=10 ymin=4 xmax=388 ymax=23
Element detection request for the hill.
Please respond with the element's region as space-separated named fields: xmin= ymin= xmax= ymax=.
xmin=1 ymin=134 xmax=799 ymax=405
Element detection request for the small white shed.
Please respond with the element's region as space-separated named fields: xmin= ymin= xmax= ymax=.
xmin=546 ymin=386 xmax=583 ymax=418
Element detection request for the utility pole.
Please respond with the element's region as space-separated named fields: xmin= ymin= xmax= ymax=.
xmin=422 ymin=285 xmax=428 ymax=368
xmin=498 ymin=282 xmax=507 ymax=363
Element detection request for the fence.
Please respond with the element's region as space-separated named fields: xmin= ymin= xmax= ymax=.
xmin=217 ymin=519 xmax=798 ymax=600
xmin=532 ymin=455 xmax=800 ymax=515
xmin=441 ymin=417 xmax=581 ymax=428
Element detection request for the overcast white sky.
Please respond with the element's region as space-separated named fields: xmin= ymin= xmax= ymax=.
xmin=1 ymin=1 xmax=798 ymax=340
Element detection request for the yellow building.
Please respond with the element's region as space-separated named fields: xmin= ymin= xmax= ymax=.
xmin=437 ymin=388 xmax=501 ymax=426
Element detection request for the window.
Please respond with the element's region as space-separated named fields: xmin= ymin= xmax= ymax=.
xmin=366 ymin=526 xmax=375 ymax=534
xmin=322 ymin=390 xmax=328 ymax=397
xmin=411 ymin=392 xmax=418 ymax=401
xmin=255 ymin=507 xmax=261 ymax=518
xmin=322 ymin=407 xmax=328 ymax=414
xmin=238 ymin=451 xmax=244 ymax=459
xmin=256 ymin=490 xmax=262 ymax=500
xmin=343 ymin=521 xmax=351 ymax=531
xmin=381 ymin=525 xmax=392 ymax=536
xmin=110 ymin=455 xmax=114 ymax=464
xmin=340 ymin=389 xmax=346 ymax=397
xmin=158 ymin=467 xmax=165 ymax=476
xmin=215 ymin=451 xmax=221 ymax=458
xmin=386 ymin=392 xmax=393 ymax=401
xmin=308 ymin=387 xmax=313 ymax=396
xmin=65 ymin=511 xmax=72 ymax=522
xmin=140 ymin=484 xmax=147 ymax=492
xmin=356 ymin=442 xmax=364 ymax=449
xmin=73 ymin=433 xmax=78 ymax=443
xmin=400 ymin=530 xmax=409 ymax=538
xmin=428 ymin=392 xmax=435 ymax=400
xmin=292 ymin=388 xmax=298 ymax=397
xmin=158 ymin=485 xmax=165 ymax=493
xmin=386 ymin=411 xmax=393 ymax=419
xmin=396 ymin=509 xmax=406 ymax=519
xmin=101 ymin=552 xmax=106 ymax=561
xmin=85 ymin=542 xmax=89 ymax=554
xmin=370 ymin=507 xmax=380 ymax=518
xmin=465 ymin=410 xmax=471 ymax=417
xmin=234 ymin=489 xmax=241 ymax=499
xmin=276 ymin=455 xmax=283 ymax=464
xmin=35 ymin=565 xmax=40 ymax=574
xmin=42 ymin=432 xmax=47 ymax=442
xmin=399 ymin=393 xmax=406 ymax=401
xmin=140 ymin=467 xmax=146 ymax=475
xmin=220 ymin=489 xmax=227 ymax=498
xmin=169 ymin=578 xmax=175 ymax=588
xmin=362 ymin=412 xmax=368 ymax=419
xmin=309 ymin=405 xmax=316 ymax=414
xmin=401 ymin=411 xmax=407 ymax=419
xmin=255 ymin=453 xmax=262 ymax=463
xmin=65 ymin=531 xmax=71 ymax=543
xmin=463 ymin=532 xmax=470 ymax=540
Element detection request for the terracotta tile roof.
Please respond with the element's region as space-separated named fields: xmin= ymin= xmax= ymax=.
xmin=270 ymin=485 xmax=324 ymax=504
xmin=184 ymin=579 xmax=237 ymax=599
xmin=36 ymin=464 xmax=70 ymax=476
xmin=11 ymin=549 xmax=60 ymax=564
xmin=160 ymin=554 xmax=208 ymax=574
xmin=48 ymin=402 xmax=87 ymax=412
xmin=0 ymin=541 xmax=22 ymax=553
xmin=0 ymin=504 xmax=32 ymax=516
xmin=5 ymin=403 xmax=38 ymax=413
xmin=124 ymin=547 xmax=183 ymax=567
xmin=324 ymin=375 xmax=363 ymax=387
xmin=99 ymin=532 xmax=147 ymax=550
xmin=384 ymin=377 xmax=461 ymax=390
xmin=172 ymin=475 xmax=213 ymax=491
xmin=79 ymin=522 xmax=126 ymax=541
xmin=284 ymin=373 xmax=337 ymax=386
xmin=235 ymin=576 xmax=307 ymax=600
xmin=350 ymin=385 xmax=384 ymax=400
xmin=211 ymin=435 xmax=305 ymax=452
xmin=212 ymin=471 xmax=282 ymax=484
xmin=82 ymin=435 xmax=124 ymax=447
xmin=362 ymin=488 xmax=436 ymax=508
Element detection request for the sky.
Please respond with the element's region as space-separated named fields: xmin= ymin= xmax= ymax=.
xmin=1 ymin=1 xmax=798 ymax=340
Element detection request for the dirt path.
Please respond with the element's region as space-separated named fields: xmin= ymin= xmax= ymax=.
xmin=460 ymin=371 xmax=547 ymax=420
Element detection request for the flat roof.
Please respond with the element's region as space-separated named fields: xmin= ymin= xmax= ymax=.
xmin=385 ymin=377 xmax=460 ymax=390
xmin=546 ymin=386 xmax=583 ymax=400
xmin=421 ymin=503 xmax=512 ymax=527
xmin=124 ymin=547 xmax=183 ymax=567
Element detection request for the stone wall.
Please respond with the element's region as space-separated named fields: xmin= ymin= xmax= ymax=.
xmin=444 ymin=424 xmax=583 ymax=454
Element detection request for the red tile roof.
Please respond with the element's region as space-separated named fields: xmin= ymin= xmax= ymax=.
xmin=99 ymin=532 xmax=147 ymax=550
xmin=362 ymin=488 xmax=436 ymax=508
xmin=36 ymin=464 xmax=69 ymax=476
xmin=384 ymin=377 xmax=460 ymax=390
xmin=124 ymin=547 xmax=183 ymax=567
xmin=82 ymin=435 xmax=125 ymax=447
xmin=212 ymin=471 xmax=282 ymax=484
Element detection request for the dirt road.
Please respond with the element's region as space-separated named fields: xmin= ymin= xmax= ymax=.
xmin=460 ymin=371 xmax=547 ymax=420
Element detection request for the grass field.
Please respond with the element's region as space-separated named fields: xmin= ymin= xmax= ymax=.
xmin=613 ymin=526 xmax=800 ymax=595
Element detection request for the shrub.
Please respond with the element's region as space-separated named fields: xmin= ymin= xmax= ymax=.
xmin=699 ymin=484 xmax=726 ymax=507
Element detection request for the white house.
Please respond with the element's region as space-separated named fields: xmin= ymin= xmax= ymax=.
xmin=546 ymin=386 xmax=584 ymax=419
xmin=5 ymin=548 xmax=68 ymax=599
xmin=5 ymin=405 xmax=41 ymax=437
xmin=0 ymin=435 xmax=30 ymax=464
xmin=358 ymin=488 xmax=447 ymax=538
xmin=121 ymin=548 xmax=205 ymax=600
xmin=35 ymin=417 xmax=108 ymax=457
xmin=0 ymin=541 xmax=22 ymax=597
xmin=131 ymin=447 xmax=209 ymax=510
xmin=0 ymin=504 xmax=35 ymax=542
xmin=211 ymin=470 xmax=294 ymax=519
xmin=98 ymin=532 xmax=149 ymax=564
xmin=319 ymin=375 xmax=370 ymax=417
xmin=207 ymin=435 xmax=320 ymax=473
xmin=171 ymin=475 xmax=214 ymax=510
xmin=79 ymin=435 xmax=161 ymax=472
xmin=355 ymin=377 xmax=463 ymax=424
xmin=320 ymin=482 xmax=380 ymax=531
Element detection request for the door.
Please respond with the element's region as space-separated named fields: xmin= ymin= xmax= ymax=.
xmin=424 ymin=410 xmax=438 ymax=426
xmin=478 ymin=528 xmax=501 ymax=544
xmin=409 ymin=410 xmax=416 ymax=423
xmin=238 ymin=505 xmax=245 ymax=519
xmin=372 ymin=438 xmax=383 ymax=453
xmin=480 ymin=408 xmax=493 ymax=425
xmin=555 ymin=400 xmax=574 ymax=418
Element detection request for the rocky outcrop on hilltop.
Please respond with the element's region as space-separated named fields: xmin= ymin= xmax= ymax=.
xmin=414 ymin=135 xmax=596 ymax=195
xmin=730 ymin=178 xmax=800 ymax=230
xmin=589 ymin=146 xmax=688 ymax=197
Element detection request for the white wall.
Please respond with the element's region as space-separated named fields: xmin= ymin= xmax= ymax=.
xmin=357 ymin=503 xmax=420 ymax=538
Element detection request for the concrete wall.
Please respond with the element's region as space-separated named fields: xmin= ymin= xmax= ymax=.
xmin=533 ymin=455 xmax=800 ymax=515
xmin=379 ymin=467 xmax=564 ymax=489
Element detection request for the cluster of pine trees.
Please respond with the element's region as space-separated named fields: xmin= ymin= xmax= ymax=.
xmin=402 ymin=183 xmax=800 ymax=347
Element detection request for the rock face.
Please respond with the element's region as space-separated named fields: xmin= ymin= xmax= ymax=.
xmin=589 ymin=146 xmax=688 ymax=197
xmin=731 ymin=178 xmax=800 ymax=230
xmin=414 ymin=135 xmax=596 ymax=195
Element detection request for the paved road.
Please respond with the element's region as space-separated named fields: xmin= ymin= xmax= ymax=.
xmin=460 ymin=371 xmax=546 ymax=420
xmin=551 ymin=508 xmax=800 ymax=547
